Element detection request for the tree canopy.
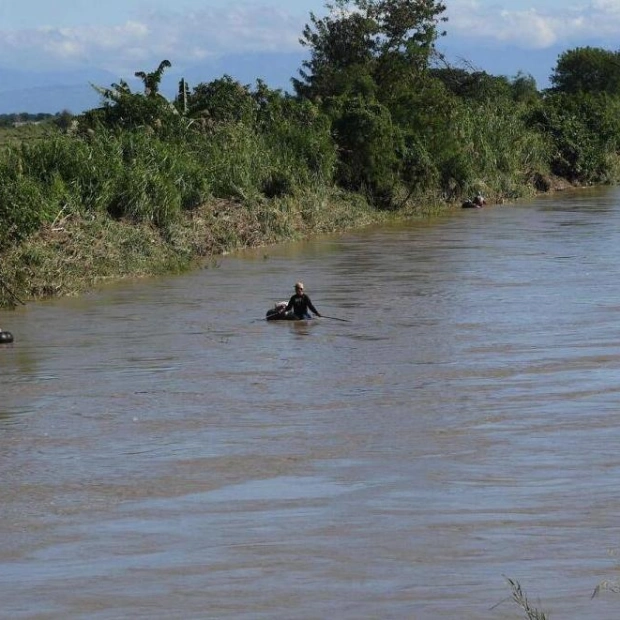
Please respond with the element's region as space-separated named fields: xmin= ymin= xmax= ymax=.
xmin=550 ymin=47 xmax=620 ymax=95
xmin=294 ymin=0 xmax=447 ymax=101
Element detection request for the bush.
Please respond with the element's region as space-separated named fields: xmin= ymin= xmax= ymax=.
xmin=0 ymin=175 xmax=49 ymax=250
xmin=331 ymin=97 xmax=403 ymax=208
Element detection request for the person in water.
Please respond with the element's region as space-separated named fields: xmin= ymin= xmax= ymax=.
xmin=462 ymin=192 xmax=486 ymax=209
xmin=285 ymin=282 xmax=321 ymax=319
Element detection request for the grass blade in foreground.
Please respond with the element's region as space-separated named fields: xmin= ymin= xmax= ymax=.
xmin=505 ymin=576 xmax=549 ymax=620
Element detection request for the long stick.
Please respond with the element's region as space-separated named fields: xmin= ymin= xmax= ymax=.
xmin=0 ymin=276 xmax=25 ymax=305
xmin=321 ymin=315 xmax=350 ymax=322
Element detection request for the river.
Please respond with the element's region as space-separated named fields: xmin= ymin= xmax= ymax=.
xmin=2 ymin=187 xmax=620 ymax=619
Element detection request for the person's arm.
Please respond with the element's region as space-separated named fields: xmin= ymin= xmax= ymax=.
xmin=285 ymin=295 xmax=295 ymax=311
xmin=305 ymin=295 xmax=321 ymax=317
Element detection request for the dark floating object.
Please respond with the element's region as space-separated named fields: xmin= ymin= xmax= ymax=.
xmin=462 ymin=200 xmax=481 ymax=209
xmin=265 ymin=308 xmax=311 ymax=321
xmin=0 ymin=331 xmax=14 ymax=344
xmin=265 ymin=301 xmax=312 ymax=321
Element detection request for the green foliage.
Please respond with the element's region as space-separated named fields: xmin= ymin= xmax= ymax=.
xmin=108 ymin=164 xmax=182 ymax=227
xmin=0 ymin=172 xmax=49 ymax=250
xmin=5 ymin=34 xmax=620 ymax=260
xmin=430 ymin=68 xmax=513 ymax=102
xmin=532 ymin=91 xmax=620 ymax=183
xmin=331 ymin=97 xmax=403 ymax=207
xmin=0 ymin=113 xmax=55 ymax=127
xmin=550 ymin=47 xmax=620 ymax=95
xmin=85 ymin=61 xmax=181 ymax=132
xmin=186 ymin=75 xmax=257 ymax=124
xmin=255 ymin=85 xmax=337 ymax=185
xmin=195 ymin=122 xmax=274 ymax=201
xmin=511 ymin=72 xmax=540 ymax=104
xmin=7 ymin=31 xmax=620 ymax=309
xmin=295 ymin=0 xmax=447 ymax=101
xmin=0 ymin=120 xmax=58 ymax=148
xmin=295 ymin=7 xmax=377 ymax=100
xmin=83 ymin=91 xmax=180 ymax=132
xmin=135 ymin=60 xmax=172 ymax=96
xmin=53 ymin=109 xmax=76 ymax=131
xmin=400 ymin=136 xmax=439 ymax=194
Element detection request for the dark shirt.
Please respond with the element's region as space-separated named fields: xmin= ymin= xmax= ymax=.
xmin=286 ymin=293 xmax=319 ymax=319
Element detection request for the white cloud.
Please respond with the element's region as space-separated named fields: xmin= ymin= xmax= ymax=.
xmin=2 ymin=0 xmax=620 ymax=76
xmin=446 ymin=0 xmax=620 ymax=49
xmin=0 ymin=6 xmax=304 ymax=73
xmin=590 ymin=0 xmax=620 ymax=14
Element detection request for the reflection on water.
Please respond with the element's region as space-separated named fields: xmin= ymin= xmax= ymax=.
xmin=2 ymin=187 xmax=620 ymax=618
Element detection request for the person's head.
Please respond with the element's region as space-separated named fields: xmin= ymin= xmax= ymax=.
xmin=294 ymin=282 xmax=304 ymax=294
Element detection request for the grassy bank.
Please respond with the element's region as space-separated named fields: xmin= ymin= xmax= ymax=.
xmin=0 ymin=55 xmax=598 ymax=309
xmin=0 ymin=185 xmax=432 ymax=307
xmin=0 ymin=144 xmax=566 ymax=310
xmin=0 ymin=112 xmax=472 ymax=309
xmin=0 ymin=180 xmax=543 ymax=309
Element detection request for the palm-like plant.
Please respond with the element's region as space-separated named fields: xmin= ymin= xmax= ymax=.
xmin=135 ymin=60 xmax=172 ymax=97
xmin=91 ymin=79 xmax=133 ymax=104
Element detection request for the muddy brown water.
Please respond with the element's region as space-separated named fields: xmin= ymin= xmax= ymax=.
xmin=2 ymin=188 xmax=620 ymax=619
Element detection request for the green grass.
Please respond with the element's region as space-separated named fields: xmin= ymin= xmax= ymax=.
xmin=0 ymin=122 xmax=58 ymax=147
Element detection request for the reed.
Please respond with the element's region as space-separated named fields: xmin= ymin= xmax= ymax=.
xmin=504 ymin=577 xmax=549 ymax=620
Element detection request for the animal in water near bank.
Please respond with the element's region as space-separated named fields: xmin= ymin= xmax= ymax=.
xmin=0 ymin=330 xmax=14 ymax=343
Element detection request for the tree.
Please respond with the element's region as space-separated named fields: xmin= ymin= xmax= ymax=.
xmin=294 ymin=0 xmax=447 ymax=102
xmin=550 ymin=47 xmax=620 ymax=95
xmin=331 ymin=96 xmax=404 ymax=207
xmin=530 ymin=90 xmax=620 ymax=183
xmin=429 ymin=67 xmax=512 ymax=101
xmin=510 ymin=72 xmax=539 ymax=104
xmin=186 ymin=76 xmax=257 ymax=124
xmin=53 ymin=109 xmax=75 ymax=132
xmin=85 ymin=61 xmax=180 ymax=131
xmin=176 ymin=78 xmax=190 ymax=115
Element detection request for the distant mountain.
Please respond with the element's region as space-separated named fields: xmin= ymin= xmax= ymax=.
xmin=0 ymin=52 xmax=307 ymax=115
xmin=0 ymin=84 xmax=101 ymax=115
xmin=0 ymin=67 xmax=119 ymax=92
xmin=174 ymin=51 xmax=306 ymax=91
xmin=437 ymin=44 xmax=563 ymax=89
xmin=0 ymin=46 xmax=562 ymax=114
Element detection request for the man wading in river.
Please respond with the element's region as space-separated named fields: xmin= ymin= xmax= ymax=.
xmin=284 ymin=282 xmax=322 ymax=320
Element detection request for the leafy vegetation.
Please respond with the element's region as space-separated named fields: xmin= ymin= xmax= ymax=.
xmin=2 ymin=0 xmax=620 ymax=306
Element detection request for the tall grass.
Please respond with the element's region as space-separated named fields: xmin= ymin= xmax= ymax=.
xmin=444 ymin=100 xmax=552 ymax=201
xmin=504 ymin=577 xmax=549 ymax=620
xmin=0 ymin=123 xmax=288 ymax=250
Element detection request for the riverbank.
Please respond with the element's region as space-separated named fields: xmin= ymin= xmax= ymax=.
xmin=0 ymin=188 xmax=399 ymax=308
xmin=0 ymin=174 xmax=577 ymax=309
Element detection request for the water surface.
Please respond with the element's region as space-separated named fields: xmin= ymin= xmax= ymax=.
xmin=2 ymin=188 xmax=620 ymax=619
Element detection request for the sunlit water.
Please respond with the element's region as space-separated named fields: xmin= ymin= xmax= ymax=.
xmin=3 ymin=187 xmax=620 ymax=619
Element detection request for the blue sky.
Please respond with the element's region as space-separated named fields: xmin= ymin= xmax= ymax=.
xmin=0 ymin=0 xmax=617 ymax=88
